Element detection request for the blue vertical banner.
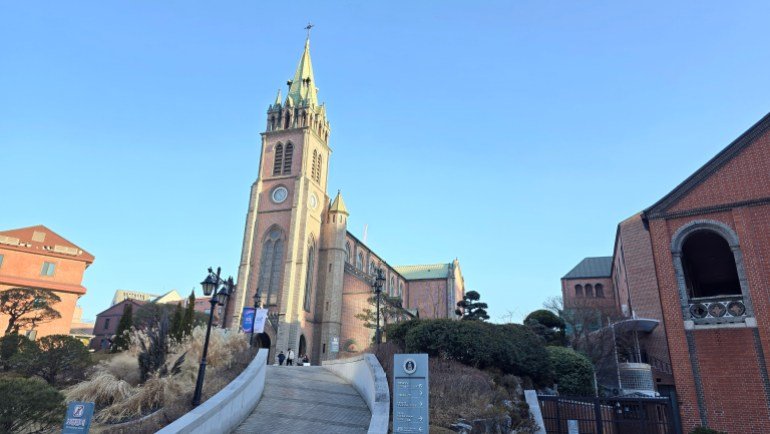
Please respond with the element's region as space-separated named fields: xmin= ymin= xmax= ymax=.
xmin=62 ymin=401 xmax=94 ymax=433
xmin=241 ymin=307 xmax=256 ymax=333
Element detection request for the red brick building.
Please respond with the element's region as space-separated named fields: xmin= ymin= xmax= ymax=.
xmin=0 ymin=225 xmax=94 ymax=339
xmin=563 ymin=112 xmax=770 ymax=433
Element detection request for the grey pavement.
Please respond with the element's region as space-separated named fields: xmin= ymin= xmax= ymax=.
xmin=232 ymin=365 xmax=371 ymax=434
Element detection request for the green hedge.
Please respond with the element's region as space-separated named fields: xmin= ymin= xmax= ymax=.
xmin=393 ymin=319 xmax=552 ymax=385
xmin=547 ymin=346 xmax=594 ymax=396
xmin=0 ymin=377 xmax=65 ymax=433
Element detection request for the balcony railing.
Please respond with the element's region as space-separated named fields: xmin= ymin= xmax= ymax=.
xmin=688 ymin=294 xmax=746 ymax=324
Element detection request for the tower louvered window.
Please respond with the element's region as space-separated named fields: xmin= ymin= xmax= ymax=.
xmin=258 ymin=228 xmax=285 ymax=306
xmin=311 ymin=150 xmax=318 ymax=181
xmin=273 ymin=144 xmax=284 ymax=176
xmin=316 ymin=155 xmax=322 ymax=183
xmin=283 ymin=143 xmax=293 ymax=174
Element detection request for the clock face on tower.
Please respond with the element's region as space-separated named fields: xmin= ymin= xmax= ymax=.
xmin=271 ymin=186 xmax=288 ymax=204
xmin=309 ymin=193 xmax=318 ymax=210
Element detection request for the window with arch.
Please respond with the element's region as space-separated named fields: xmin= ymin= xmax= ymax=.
xmin=345 ymin=242 xmax=351 ymax=263
xmin=283 ymin=143 xmax=293 ymax=174
xmin=311 ymin=150 xmax=318 ymax=181
xmin=369 ymin=260 xmax=376 ymax=276
xmin=303 ymin=245 xmax=315 ymax=312
xmin=258 ymin=227 xmax=284 ymax=306
xmin=575 ymin=284 xmax=583 ymax=297
xmin=398 ymin=282 xmax=404 ymax=299
xmin=356 ymin=252 xmax=364 ymax=270
xmin=315 ymin=155 xmax=323 ymax=183
xmin=273 ymin=144 xmax=284 ymax=176
xmin=389 ymin=277 xmax=395 ymax=296
xmin=595 ymin=283 xmax=604 ymax=298
xmin=681 ymin=230 xmax=741 ymax=299
xmin=585 ymin=284 xmax=594 ymax=297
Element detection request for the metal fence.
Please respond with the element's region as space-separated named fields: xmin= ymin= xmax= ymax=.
xmin=537 ymin=395 xmax=680 ymax=434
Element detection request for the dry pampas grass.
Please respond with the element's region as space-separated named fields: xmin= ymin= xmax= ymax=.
xmin=68 ymin=325 xmax=253 ymax=426
xmin=65 ymin=371 xmax=133 ymax=408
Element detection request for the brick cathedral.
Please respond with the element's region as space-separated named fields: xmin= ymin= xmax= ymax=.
xmin=563 ymin=112 xmax=770 ymax=433
xmin=224 ymin=37 xmax=465 ymax=363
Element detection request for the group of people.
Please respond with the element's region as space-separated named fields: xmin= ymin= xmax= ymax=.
xmin=276 ymin=348 xmax=310 ymax=366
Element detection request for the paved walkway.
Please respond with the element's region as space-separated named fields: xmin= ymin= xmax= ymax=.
xmin=233 ymin=365 xmax=371 ymax=434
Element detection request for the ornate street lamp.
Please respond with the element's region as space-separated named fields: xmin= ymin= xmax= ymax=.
xmin=192 ymin=267 xmax=236 ymax=407
xmin=373 ymin=267 xmax=386 ymax=345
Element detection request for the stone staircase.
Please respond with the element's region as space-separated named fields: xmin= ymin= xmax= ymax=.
xmin=233 ymin=365 xmax=371 ymax=434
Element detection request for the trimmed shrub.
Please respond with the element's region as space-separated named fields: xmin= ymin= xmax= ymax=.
xmin=0 ymin=377 xmax=65 ymax=433
xmin=384 ymin=318 xmax=423 ymax=348
xmin=547 ymin=346 xmax=594 ymax=396
xmin=403 ymin=319 xmax=552 ymax=385
xmin=0 ymin=334 xmax=36 ymax=371
xmin=12 ymin=334 xmax=91 ymax=386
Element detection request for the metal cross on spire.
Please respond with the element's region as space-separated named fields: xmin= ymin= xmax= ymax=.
xmin=305 ymin=22 xmax=314 ymax=39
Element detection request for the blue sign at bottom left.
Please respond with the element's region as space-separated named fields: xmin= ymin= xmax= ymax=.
xmin=63 ymin=401 xmax=94 ymax=433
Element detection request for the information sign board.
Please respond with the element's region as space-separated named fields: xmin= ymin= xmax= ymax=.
xmin=330 ymin=336 xmax=339 ymax=352
xmin=393 ymin=353 xmax=429 ymax=433
xmin=62 ymin=401 xmax=94 ymax=434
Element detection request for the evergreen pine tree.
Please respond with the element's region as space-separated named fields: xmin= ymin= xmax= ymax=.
xmin=170 ymin=302 xmax=183 ymax=342
xmin=183 ymin=291 xmax=195 ymax=337
xmin=111 ymin=303 xmax=133 ymax=352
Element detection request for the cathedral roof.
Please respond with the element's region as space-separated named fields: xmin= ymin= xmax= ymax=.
xmin=562 ymin=256 xmax=613 ymax=279
xmin=286 ymin=38 xmax=318 ymax=106
xmin=329 ymin=191 xmax=348 ymax=215
xmin=393 ymin=263 xmax=451 ymax=280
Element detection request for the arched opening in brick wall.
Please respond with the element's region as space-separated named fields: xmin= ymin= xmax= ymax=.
xmin=682 ymin=230 xmax=741 ymax=298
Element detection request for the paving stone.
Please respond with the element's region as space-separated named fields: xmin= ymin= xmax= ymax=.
xmin=232 ymin=366 xmax=370 ymax=434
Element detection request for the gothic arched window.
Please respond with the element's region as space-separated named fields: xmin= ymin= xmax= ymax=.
xmin=369 ymin=260 xmax=376 ymax=276
xmin=316 ymin=155 xmax=323 ymax=183
xmin=356 ymin=252 xmax=364 ymax=270
xmin=575 ymin=284 xmax=583 ymax=297
xmin=273 ymin=144 xmax=284 ymax=176
xmin=303 ymin=245 xmax=315 ymax=312
xmin=312 ymin=150 xmax=318 ymax=181
xmin=258 ymin=227 xmax=285 ymax=306
xmin=345 ymin=242 xmax=351 ymax=263
xmin=398 ymin=282 xmax=404 ymax=299
xmin=390 ymin=277 xmax=395 ymax=296
xmin=595 ymin=283 xmax=604 ymax=298
xmin=585 ymin=284 xmax=594 ymax=297
xmin=283 ymin=143 xmax=293 ymax=174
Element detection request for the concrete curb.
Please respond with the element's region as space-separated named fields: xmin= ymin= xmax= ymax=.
xmin=323 ymin=354 xmax=390 ymax=434
xmin=157 ymin=348 xmax=268 ymax=434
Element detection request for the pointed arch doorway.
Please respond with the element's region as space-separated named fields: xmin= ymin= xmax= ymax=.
xmin=298 ymin=334 xmax=307 ymax=358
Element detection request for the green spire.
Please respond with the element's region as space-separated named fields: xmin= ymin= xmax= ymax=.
xmin=286 ymin=37 xmax=318 ymax=106
xmin=274 ymin=88 xmax=282 ymax=105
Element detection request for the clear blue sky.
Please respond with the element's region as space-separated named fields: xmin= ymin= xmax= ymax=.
xmin=2 ymin=1 xmax=770 ymax=322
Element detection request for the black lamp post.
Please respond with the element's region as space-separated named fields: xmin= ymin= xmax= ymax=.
xmin=373 ymin=268 xmax=386 ymax=345
xmin=250 ymin=287 xmax=261 ymax=347
xmin=192 ymin=267 xmax=236 ymax=407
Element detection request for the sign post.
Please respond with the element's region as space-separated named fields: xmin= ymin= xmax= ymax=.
xmin=62 ymin=401 xmax=94 ymax=434
xmin=393 ymin=353 xmax=429 ymax=433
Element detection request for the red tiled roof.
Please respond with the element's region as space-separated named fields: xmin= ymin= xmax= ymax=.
xmin=0 ymin=225 xmax=95 ymax=264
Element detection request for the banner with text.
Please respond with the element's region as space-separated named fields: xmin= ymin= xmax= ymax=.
xmin=241 ymin=307 xmax=255 ymax=333
xmin=253 ymin=308 xmax=268 ymax=333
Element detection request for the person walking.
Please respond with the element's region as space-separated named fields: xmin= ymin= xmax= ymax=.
xmin=287 ymin=348 xmax=295 ymax=366
xmin=277 ymin=351 xmax=286 ymax=366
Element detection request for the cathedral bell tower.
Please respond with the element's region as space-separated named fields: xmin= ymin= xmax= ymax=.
xmin=229 ymin=34 xmax=332 ymax=358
